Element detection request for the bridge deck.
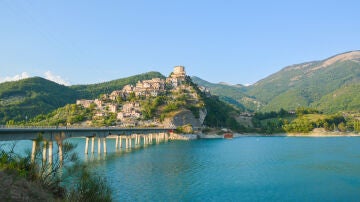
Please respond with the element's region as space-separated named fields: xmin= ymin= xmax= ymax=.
xmin=0 ymin=127 xmax=174 ymax=141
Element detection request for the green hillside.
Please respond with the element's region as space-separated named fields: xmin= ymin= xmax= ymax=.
xmin=247 ymin=51 xmax=360 ymax=112
xmin=0 ymin=72 xmax=166 ymax=124
xmin=311 ymin=83 xmax=360 ymax=113
xmin=192 ymin=51 xmax=360 ymax=113
xmin=21 ymin=76 xmax=245 ymax=132
xmin=191 ymin=76 xmax=255 ymax=111
xmin=0 ymin=77 xmax=78 ymax=124
xmin=71 ymin=71 xmax=165 ymax=99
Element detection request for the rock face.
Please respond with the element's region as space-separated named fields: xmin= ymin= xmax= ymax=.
xmin=199 ymin=108 xmax=207 ymax=125
xmin=164 ymin=109 xmax=203 ymax=128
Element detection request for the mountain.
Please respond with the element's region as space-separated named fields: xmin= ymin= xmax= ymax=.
xmin=192 ymin=51 xmax=360 ymax=113
xmin=0 ymin=77 xmax=78 ymax=124
xmin=24 ymin=70 xmax=245 ymax=132
xmin=191 ymin=76 xmax=256 ymax=111
xmin=0 ymin=72 xmax=165 ymax=124
xmin=247 ymin=51 xmax=360 ymax=112
xmin=1 ymin=51 xmax=359 ymax=125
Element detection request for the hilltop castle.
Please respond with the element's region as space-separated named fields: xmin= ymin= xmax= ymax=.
xmin=166 ymin=66 xmax=186 ymax=87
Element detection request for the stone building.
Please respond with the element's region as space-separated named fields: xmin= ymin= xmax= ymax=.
xmin=110 ymin=90 xmax=125 ymax=101
xmin=94 ymin=99 xmax=103 ymax=108
xmin=133 ymin=78 xmax=166 ymax=97
xmin=107 ymin=104 xmax=117 ymax=113
xmin=117 ymin=102 xmax=142 ymax=120
xmin=166 ymin=66 xmax=187 ymax=87
xmin=76 ymin=100 xmax=94 ymax=108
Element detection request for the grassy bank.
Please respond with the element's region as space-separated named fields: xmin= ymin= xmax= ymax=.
xmin=0 ymin=140 xmax=112 ymax=201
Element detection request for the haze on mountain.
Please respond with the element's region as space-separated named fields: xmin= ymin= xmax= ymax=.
xmin=193 ymin=51 xmax=360 ymax=113
xmin=0 ymin=51 xmax=359 ymax=125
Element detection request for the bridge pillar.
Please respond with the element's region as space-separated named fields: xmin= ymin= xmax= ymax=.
xmin=91 ymin=137 xmax=95 ymax=153
xmin=98 ymin=138 xmax=101 ymax=154
xmin=57 ymin=140 xmax=63 ymax=164
xmin=48 ymin=141 xmax=53 ymax=165
xmin=31 ymin=140 xmax=36 ymax=163
xmin=115 ymin=136 xmax=119 ymax=149
xmin=119 ymin=136 xmax=122 ymax=148
xmin=85 ymin=137 xmax=89 ymax=154
xmin=103 ymin=137 xmax=107 ymax=153
xmin=129 ymin=137 xmax=132 ymax=148
xmin=42 ymin=141 xmax=47 ymax=163
xmin=125 ymin=137 xmax=129 ymax=148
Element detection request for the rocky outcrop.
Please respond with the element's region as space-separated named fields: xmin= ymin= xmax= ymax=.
xmin=199 ymin=108 xmax=207 ymax=125
xmin=169 ymin=133 xmax=198 ymax=140
xmin=164 ymin=109 xmax=205 ymax=128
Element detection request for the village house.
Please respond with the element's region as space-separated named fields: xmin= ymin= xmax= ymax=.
xmin=123 ymin=85 xmax=134 ymax=93
xmin=117 ymin=102 xmax=142 ymax=121
xmin=94 ymin=99 xmax=103 ymax=108
xmin=110 ymin=90 xmax=125 ymax=101
xmin=76 ymin=99 xmax=94 ymax=108
xmin=105 ymin=103 xmax=117 ymax=113
xmin=130 ymin=78 xmax=166 ymax=97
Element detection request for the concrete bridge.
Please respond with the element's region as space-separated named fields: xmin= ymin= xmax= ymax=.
xmin=0 ymin=126 xmax=174 ymax=164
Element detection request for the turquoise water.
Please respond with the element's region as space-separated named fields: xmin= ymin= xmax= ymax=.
xmin=4 ymin=137 xmax=360 ymax=201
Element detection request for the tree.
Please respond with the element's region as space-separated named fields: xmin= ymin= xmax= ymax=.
xmin=6 ymin=120 xmax=15 ymax=126
xmin=116 ymin=96 xmax=123 ymax=104
xmin=338 ymin=122 xmax=347 ymax=132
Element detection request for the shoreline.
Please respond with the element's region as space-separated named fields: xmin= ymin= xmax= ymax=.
xmin=199 ymin=131 xmax=360 ymax=139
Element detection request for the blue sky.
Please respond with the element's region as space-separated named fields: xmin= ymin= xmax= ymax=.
xmin=1 ymin=0 xmax=359 ymax=85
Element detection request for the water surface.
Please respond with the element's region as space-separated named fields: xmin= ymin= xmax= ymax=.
xmin=5 ymin=137 xmax=360 ymax=201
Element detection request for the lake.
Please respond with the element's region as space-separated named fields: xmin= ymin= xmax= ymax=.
xmin=4 ymin=136 xmax=360 ymax=201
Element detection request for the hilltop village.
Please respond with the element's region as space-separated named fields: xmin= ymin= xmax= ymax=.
xmin=76 ymin=66 xmax=208 ymax=129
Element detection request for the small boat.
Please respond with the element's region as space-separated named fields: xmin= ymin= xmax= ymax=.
xmin=223 ymin=133 xmax=233 ymax=139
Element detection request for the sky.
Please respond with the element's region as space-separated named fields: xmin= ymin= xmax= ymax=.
xmin=1 ymin=0 xmax=360 ymax=86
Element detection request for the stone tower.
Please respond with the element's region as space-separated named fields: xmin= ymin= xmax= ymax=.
xmin=166 ymin=66 xmax=187 ymax=88
xmin=172 ymin=66 xmax=186 ymax=78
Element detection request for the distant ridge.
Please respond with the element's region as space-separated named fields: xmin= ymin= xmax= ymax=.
xmin=1 ymin=51 xmax=359 ymax=124
xmin=193 ymin=51 xmax=360 ymax=113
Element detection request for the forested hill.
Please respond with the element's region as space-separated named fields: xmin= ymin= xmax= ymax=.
xmin=193 ymin=51 xmax=360 ymax=113
xmin=247 ymin=51 xmax=360 ymax=112
xmin=0 ymin=71 xmax=165 ymax=124
xmin=0 ymin=77 xmax=78 ymax=124
xmin=191 ymin=76 xmax=251 ymax=111
xmin=70 ymin=71 xmax=165 ymax=99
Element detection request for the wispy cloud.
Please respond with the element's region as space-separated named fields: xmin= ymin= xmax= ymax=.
xmin=0 ymin=71 xmax=71 ymax=86
xmin=44 ymin=71 xmax=70 ymax=86
xmin=0 ymin=72 xmax=30 ymax=83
